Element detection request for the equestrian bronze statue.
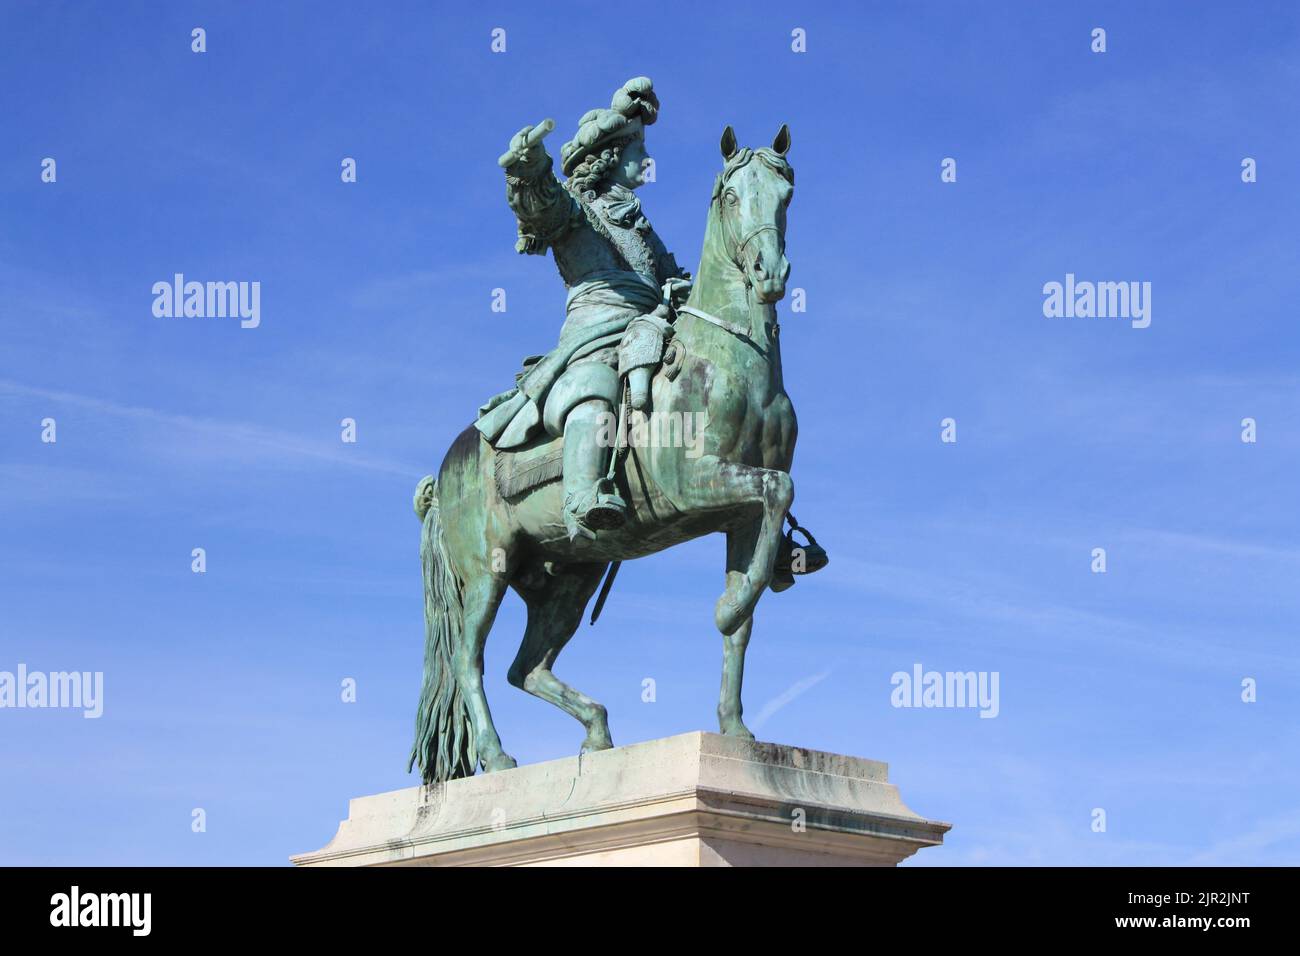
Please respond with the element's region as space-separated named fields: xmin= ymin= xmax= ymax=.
xmin=411 ymin=77 xmax=826 ymax=783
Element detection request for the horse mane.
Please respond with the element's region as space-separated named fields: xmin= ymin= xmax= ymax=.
xmin=711 ymin=146 xmax=795 ymax=203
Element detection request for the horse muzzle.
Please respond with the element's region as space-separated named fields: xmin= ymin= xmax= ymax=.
xmin=751 ymin=255 xmax=790 ymax=304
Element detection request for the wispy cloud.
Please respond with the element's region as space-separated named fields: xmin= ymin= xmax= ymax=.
xmin=818 ymin=554 xmax=1300 ymax=680
xmin=349 ymin=261 xmax=517 ymax=311
xmin=750 ymin=670 xmax=831 ymax=732
xmin=0 ymin=379 xmax=423 ymax=478
xmin=1117 ymin=527 xmax=1300 ymax=564
xmin=1187 ymin=810 xmax=1300 ymax=865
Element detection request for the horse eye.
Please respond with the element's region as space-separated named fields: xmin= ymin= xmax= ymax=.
xmin=725 ymin=190 xmax=738 ymax=206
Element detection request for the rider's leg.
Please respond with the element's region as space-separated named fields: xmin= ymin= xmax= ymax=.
xmin=562 ymin=398 xmax=626 ymax=539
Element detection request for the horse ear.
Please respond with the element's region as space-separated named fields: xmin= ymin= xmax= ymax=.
xmin=772 ymin=124 xmax=791 ymax=156
xmin=720 ymin=125 xmax=738 ymax=160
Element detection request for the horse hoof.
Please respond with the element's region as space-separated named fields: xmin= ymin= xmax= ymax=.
xmin=481 ymin=752 xmax=518 ymax=773
xmin=580 ymin=733 xmax=614 ymax=754
xmin=719 ymin=712 xmax=756 ymax=740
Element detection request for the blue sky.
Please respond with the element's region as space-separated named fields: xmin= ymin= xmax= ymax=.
xmin=2 ymin=0 xmax=1298 ymax=865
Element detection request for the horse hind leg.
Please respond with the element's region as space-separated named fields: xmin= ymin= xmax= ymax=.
xmin=413 ymin=466 xmax=515 ymax=779
xmin=508 ymin=562 xmax=613 ymax=754
xmin=456 ymin=570 xmax=517 ymax=773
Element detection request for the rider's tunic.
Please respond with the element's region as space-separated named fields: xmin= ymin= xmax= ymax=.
xmin=474 ymin=158 xmax=688 ymax=449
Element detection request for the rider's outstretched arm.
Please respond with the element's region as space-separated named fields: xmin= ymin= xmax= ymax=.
xmin=501 ymin=121 xmax=577 ymax=256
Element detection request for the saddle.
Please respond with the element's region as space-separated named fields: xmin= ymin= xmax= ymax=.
xmin=492 ymin=307 xmax=678 ymax=501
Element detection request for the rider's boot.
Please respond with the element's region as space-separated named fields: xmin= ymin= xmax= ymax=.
xmin=562 ymin=398 xmax=627 ymax=541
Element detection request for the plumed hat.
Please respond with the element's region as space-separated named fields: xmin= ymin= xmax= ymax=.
xmin=560 ymin=77 xmax=659 ymax=176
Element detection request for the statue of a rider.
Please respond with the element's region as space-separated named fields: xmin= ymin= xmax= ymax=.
xmin=474 ymin=77 xmax=691 ymax=541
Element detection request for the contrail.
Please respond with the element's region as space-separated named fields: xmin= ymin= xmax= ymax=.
xmin=750 ymin=669 xmax=831 ymax=732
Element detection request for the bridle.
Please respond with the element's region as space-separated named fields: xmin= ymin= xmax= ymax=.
xmin=713 ymin=147 xmax=791 ymax=285
xmin=680 ymin=148 xmax=793 ymax=346
xmin=731 ymin=224 xmax=783 ymax=274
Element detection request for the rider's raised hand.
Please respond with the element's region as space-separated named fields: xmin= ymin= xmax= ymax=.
xmin=500 ymin=120 xmax=555 ymax=176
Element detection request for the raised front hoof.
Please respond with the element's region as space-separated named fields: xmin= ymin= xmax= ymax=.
xmin=480 ymin=752 xmax=518 ymax=773
xmin=715 ymin=598 xmax=742 ymax=636
xmin=715 ymin=588 xmax=759 ymax=636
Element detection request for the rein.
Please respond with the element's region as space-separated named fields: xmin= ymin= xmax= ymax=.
xmin=676 ymin=304 xmax=754 ymax=340
xmin=591 ymin=149 xmax=791 ymax=627
xmin=735 ymin=224 xmax=782 ymax=263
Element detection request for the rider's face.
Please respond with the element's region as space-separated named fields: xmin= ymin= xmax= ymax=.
xmin=614 ymin=139 xmax=648 ymax=190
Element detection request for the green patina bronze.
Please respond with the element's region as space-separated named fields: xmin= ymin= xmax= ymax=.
xmin=410 ymin=78 xmax=826 ymax=784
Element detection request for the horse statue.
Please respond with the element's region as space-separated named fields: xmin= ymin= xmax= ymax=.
xmin=409 ymin=119 xmax=824 ymax=784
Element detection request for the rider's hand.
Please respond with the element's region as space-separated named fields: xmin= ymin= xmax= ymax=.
xmin=665 ymin=276 xmax=693 ymax=310
xmin=504 ymin=126 xmax=548 ymax=178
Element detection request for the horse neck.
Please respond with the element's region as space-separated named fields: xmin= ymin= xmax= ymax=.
xmin=683 ymin=208 xmax=782 ymax=368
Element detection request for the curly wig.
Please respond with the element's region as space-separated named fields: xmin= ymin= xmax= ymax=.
xmin=565 ymin=135 xmax=638 ymax=196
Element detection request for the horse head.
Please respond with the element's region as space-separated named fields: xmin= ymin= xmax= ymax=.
xmin=713 ymin=124 xmax=794 ymax=304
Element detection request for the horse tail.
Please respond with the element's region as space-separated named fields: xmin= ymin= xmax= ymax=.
xmin=408 ymin=475 xmax=477 ymax=784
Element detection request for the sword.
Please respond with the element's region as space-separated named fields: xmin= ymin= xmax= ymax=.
xmin=592 ymin=381 xmax=631 ymax=626
xmin=589 ymin=560 xmax=620 ymax=626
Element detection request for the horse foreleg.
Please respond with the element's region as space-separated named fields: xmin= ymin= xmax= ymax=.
xmin=675 ymin=455 xmax=793 ymax=635
xmin=718 ymin=617 xmax=756 ymax=739
xmin=718 ymin=523 xmax=760 ymax=739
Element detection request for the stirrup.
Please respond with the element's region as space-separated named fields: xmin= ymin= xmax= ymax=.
xmin=774 ymin=514 xmax=829 ymax=577
xmin=563 ymin=482 xmax=627 ymax=540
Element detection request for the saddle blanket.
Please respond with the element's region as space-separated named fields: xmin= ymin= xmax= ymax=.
xmin=494 ymin=435 xmax=564 ymax=499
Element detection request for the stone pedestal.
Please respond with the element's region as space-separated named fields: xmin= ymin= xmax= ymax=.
xmin=292 ymin=731 xmax=950 ymax=867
